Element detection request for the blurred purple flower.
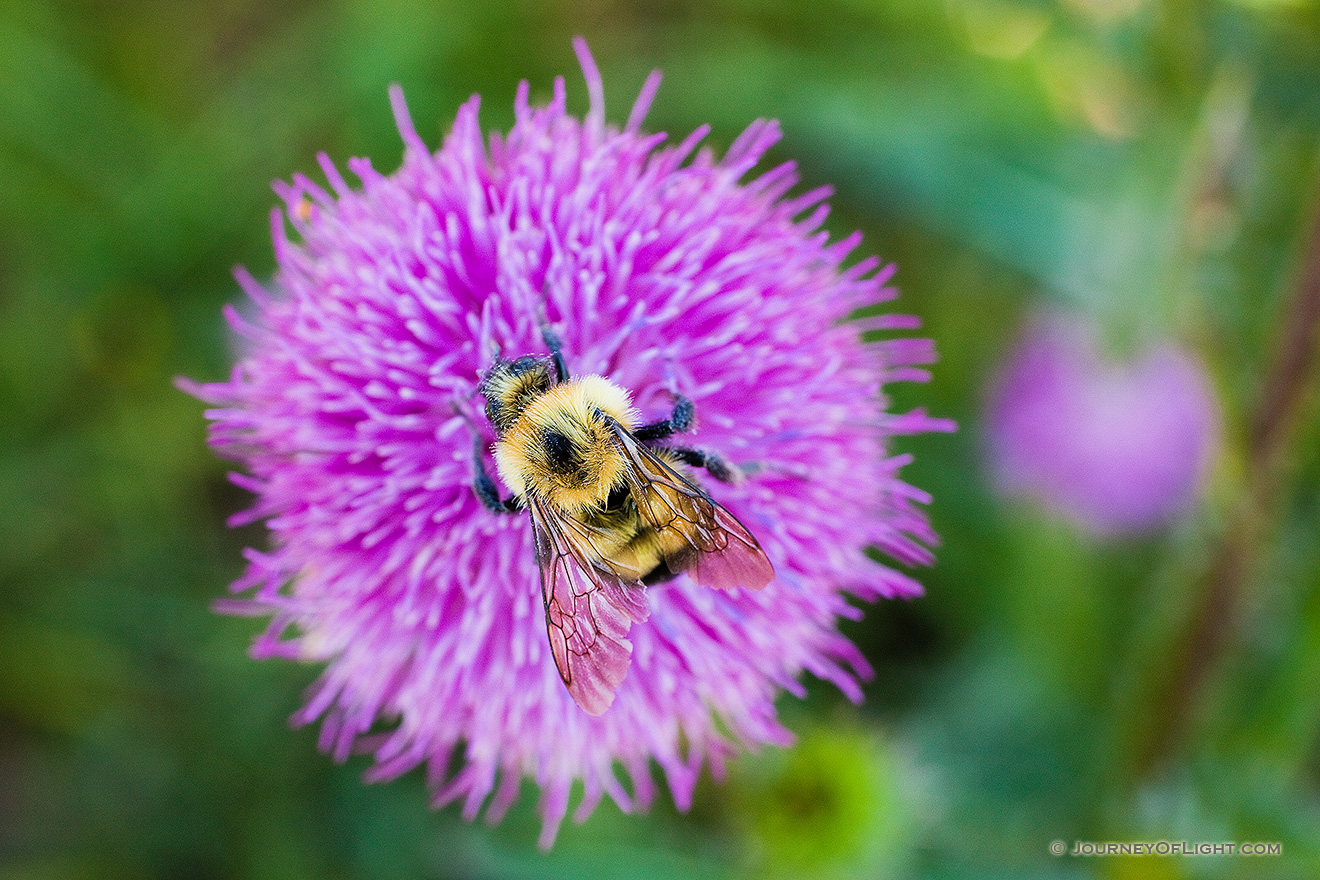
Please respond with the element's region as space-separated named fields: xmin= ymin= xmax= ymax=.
xmin=985 ymin=312 xmax=1219 ymax=536
xmin=183 ymin=40 xmax=949 ymax=846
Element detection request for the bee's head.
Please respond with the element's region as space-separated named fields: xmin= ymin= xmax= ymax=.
xmin=479 ymin=355 xmax=554 ymax=435
xmin=493 ymin=375 xmax=638 ymax=512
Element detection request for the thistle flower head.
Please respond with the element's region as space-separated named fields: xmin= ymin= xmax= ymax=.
xmin=985 ymin=312 xmax=1219 ymax=536
xmin=185 ymin=40 xmax=947 ymax=847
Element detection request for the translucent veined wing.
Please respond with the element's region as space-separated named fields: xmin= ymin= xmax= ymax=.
xmin=609 ymin=424 xmax=775 ymax=592
xmin=527 ymin=495 xmax=650 ymax=716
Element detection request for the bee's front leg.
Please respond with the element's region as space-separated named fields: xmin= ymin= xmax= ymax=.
xmin=471 ymin=436 xmax=523 ymax=513
xmin=633 ymin=395 xmax=694 ymax=442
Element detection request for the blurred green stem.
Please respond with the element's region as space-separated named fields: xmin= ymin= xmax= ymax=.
xmin=1134 ymin=169 xmax=1320 ymax=775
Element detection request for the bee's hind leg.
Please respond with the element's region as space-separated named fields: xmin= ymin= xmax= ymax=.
xmin=634 ymin=395 xmax=695 ymax=442
xmin=471 ymin=436 xmax=522 ymax=513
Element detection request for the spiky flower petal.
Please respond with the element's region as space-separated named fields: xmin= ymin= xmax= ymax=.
xmin=186 ymin=40 xmax=947 ymax=847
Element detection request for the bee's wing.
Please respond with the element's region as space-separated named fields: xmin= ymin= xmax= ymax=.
xmin=527 ymin=496 xmax=649 ymax=716
xmin=610 ymin=425 xmax=775 ymax=592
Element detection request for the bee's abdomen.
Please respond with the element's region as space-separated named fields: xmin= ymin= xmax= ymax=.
xmin=593 ymin=513 xmax=697 ymax=587
xmin=640 ymin=560 xmax=677 ymax=585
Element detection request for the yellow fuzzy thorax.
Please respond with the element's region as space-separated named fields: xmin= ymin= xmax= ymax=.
xmin=493 ymin=375 xmax=638 ymax=513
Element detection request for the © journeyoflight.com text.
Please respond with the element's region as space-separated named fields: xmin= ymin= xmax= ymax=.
xmin=1050 ymin=840 xmax=1281 ymax=857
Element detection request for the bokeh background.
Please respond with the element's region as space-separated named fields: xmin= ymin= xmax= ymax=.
xmin=3 ymin=1 xmax=1320 ymax=878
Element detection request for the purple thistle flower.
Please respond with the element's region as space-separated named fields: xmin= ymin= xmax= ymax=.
xmin=985 ymin=312 xmax=1219 ymax=536
xmin=183 ymin=39 xmax=948 ymax=847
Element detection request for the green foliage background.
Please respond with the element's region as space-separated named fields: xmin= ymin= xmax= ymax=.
xmin=2 ymin=1 xmax=1319 ymax=878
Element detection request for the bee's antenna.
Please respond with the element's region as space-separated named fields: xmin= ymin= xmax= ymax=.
xmin=533 ymin=305 xmax=570 ymax=384
xmin=533 ymin=297 xmax=554 ymax=333
xmin=449 ymin=399 xmax=478 ymax=428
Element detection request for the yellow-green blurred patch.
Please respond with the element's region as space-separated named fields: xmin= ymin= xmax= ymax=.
xmin=0 ymin=613 xmax=134 ymax=735
xmin=728 ymin=718 xmax=908 ymax=879
xmin=72 ymin=283 xmax=172 ymax=387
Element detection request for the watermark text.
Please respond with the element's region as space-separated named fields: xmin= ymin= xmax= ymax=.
xmin=1049 ymin=840 xmax=1281 ymax=857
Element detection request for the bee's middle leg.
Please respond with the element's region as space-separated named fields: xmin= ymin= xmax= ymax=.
xmin=471 ymin=437 xmax=522 ymax=513
xmin=666 ymin=446 xmax=740 ymax=484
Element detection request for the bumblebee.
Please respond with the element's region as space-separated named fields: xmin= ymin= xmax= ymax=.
xmin=472 ymin=328 xmax=774 ymax=715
